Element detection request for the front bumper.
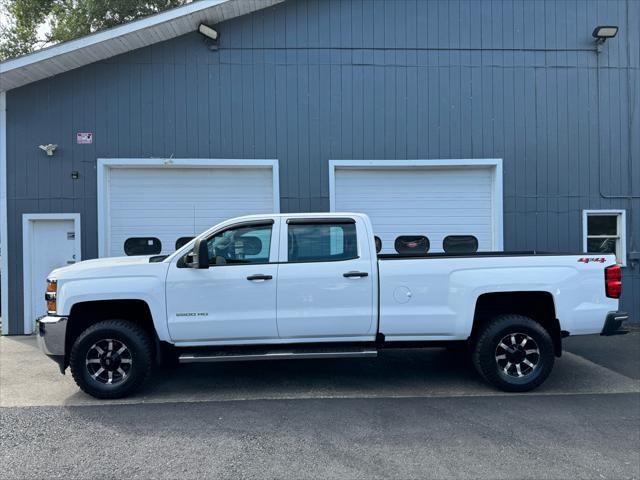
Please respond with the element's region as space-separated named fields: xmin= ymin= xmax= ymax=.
xmin=36 ymin=315 xmax=68 ymax=373
xmin=601 ymin=311 xmax=629 ymax=336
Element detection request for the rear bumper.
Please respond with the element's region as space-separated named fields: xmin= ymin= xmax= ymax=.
xmin=601 ymin=311 xmax=629 ymax=336
xmin=36 ymin=315 xmax=68 ymax=373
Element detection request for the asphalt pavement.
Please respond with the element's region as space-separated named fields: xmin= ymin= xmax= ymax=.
xmin=563 ymin=325 xmax=640 ymax=379
xmin=1 ymin=332 xmax=639 ymax=479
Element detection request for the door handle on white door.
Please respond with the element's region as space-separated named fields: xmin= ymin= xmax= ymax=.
xmin=247 ymin=274 xmax=273 ymax=281
xmin=343 ymin=271 xmax=368 ymax=278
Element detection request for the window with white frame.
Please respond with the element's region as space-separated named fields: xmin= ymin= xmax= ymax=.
xmin=583 ymin=210 xmax=627 ymax=266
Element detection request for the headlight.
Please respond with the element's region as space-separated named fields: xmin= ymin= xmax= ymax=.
xmin=45 ymin=279 xmax=57 ymax=314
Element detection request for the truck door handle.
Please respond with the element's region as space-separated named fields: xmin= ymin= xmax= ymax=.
xmin=247 ymin=274 xmax=273 ymax=281
xmin=343 ymin=271 xmax=369 ymax=278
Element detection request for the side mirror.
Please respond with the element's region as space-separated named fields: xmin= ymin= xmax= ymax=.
xmin=187 ymin=238 xmax=209 ymax=269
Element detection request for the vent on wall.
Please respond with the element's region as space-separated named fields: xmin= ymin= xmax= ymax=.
xmin=374 ymin=236 xmax=382 ymax=253
xmin=175 ymin=237 xmax=195 ymax=250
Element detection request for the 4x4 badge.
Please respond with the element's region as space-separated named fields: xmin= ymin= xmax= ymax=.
xmin=577 ymin=257 xmax=606 ymax=263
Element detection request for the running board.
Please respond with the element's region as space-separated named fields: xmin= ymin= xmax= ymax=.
xmin=178 ymin=347 xmax=378 ymax=364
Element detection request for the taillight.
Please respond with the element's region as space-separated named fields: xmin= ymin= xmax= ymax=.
xmin=605 ymin=265 xmax=622 ymax=299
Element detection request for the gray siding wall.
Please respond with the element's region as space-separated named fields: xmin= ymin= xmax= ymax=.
xmin=5 ymin=0 xmax=639 ymax=334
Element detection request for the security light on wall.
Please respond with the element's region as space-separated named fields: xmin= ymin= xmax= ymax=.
xmin=198 ymin=24 xmax=219 ymax=50
xmin=38 ymin=144 xmax=58 ymax=156
xmin=592 ymin=25 xmax=618 ymax=52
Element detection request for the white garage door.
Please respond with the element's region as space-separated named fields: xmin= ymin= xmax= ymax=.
xmin=104 ymin=165 xmax=277 ymax=257
xmin=332 ymin=164 xmax=500 ymax=254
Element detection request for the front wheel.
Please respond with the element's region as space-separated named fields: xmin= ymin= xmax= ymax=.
xmin=70 ymin=320 xmax=153 ymax=399
xmin=472 ymin=314 xmax=555 ymax=392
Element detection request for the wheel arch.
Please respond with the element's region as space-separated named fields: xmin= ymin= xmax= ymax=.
xmin=470 ymin=291 xmax=563 ymax=357
xmin=64 ymin=299 xmax=158 ymax=369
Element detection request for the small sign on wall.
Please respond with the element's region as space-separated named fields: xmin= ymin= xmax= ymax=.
xmin=76 ymin=132 xmax=93 ymax=144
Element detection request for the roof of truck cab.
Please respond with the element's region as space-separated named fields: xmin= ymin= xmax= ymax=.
xmin=230 ymin=213 xmax=366 ymax=220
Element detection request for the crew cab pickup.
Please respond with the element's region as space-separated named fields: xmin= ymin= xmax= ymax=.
xmin=37 ymin=213 xmax=628 ymax=398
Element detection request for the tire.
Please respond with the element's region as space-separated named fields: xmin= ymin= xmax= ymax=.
xmin=70 ymin=320 xmax=153 ymax=399
xmin=472 ymin=314 xmax=555 ymax=392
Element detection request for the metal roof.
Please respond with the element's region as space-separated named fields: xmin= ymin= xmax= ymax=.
xmin=0 ymin=0 xmax=283 ymax=92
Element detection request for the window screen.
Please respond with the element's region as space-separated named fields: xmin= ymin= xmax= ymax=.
xmin=394 ymin=236 xmax=430 ymax=255
xmin=124 ymin=237 xmax=162 ymax=256
xmin=288 ymin=223 xmax=358 ymax=262
xmin=443 ymin=235 xmax=479 ymax=253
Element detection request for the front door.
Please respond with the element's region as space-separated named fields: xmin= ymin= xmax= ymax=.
xmin=25 ymin=216 xmax=79 ymax=331
xmin=166 ymin=220 xmax=280 ymax=343
xmin=276 ymin=218 xmax=375 ymax=340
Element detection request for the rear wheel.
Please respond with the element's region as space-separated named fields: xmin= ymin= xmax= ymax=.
xmin=70 ymin=320 xmax=153 ymax=399
xmin=472 ymin=314 xmax=555 ymax=392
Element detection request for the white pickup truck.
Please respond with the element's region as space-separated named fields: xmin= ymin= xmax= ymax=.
xmin=37 ymin=213 xmax=628 ymax=399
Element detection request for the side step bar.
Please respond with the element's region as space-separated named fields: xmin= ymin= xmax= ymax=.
xmin=179 ymin=347 xmax=378 ymax=364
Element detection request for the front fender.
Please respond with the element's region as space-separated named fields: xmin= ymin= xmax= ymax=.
xmin=57 ymin=276 xmax=170 ymax=342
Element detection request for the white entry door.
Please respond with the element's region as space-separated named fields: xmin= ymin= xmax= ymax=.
xmin=23 ymin=214 xmax=80 ymax=332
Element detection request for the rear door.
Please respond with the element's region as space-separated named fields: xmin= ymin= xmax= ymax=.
xmin=275 ymin=217 xmax=376 ymax=340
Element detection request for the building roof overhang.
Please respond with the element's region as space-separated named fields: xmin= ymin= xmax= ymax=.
xmin=0 ymin=0 xmax=283 ymax=92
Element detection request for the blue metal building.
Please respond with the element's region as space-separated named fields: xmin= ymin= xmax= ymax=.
xmin=0 ymin=0 xmax=638 ymax=334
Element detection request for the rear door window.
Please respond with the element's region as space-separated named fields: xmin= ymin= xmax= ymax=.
xmin=287 ymin=222 xmax=358 ymax=262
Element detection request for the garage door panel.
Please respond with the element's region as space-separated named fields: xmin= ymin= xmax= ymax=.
xmin=334 ymin=167 xmax=496 ymax=254
xmin=106 ymin=167 xmax=275 ymax=256
xmin=335 ymin=207 xmax=493 ymax=215
xmin=341 ymin=190 xmax=493 ymax=196
xmin=361 ymin=218 xmax=492 ymax=226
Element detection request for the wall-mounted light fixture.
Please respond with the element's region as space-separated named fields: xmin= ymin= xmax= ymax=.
xmin=198 ymin=24 xmax=219 ymax=51
xmin=38 ymin=144 xmax=58 ymax=156
xmin=592 ymin=25 xmax=618 ymax=53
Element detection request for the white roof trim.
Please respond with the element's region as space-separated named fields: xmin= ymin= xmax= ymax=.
xmin=0 ymin=0 xmax=283 ymax=92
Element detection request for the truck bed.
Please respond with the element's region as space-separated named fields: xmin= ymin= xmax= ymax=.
xmin=378 ymin=251 xmax=583 ymax=260
xmin=377 ymin=252 xmax=617 ymax=341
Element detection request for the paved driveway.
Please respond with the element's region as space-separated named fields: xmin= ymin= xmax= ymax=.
xmin=2 ymin=334 xmax=639 ymax=407
xmin=1 ymin=333 xmax=639 ymax=479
